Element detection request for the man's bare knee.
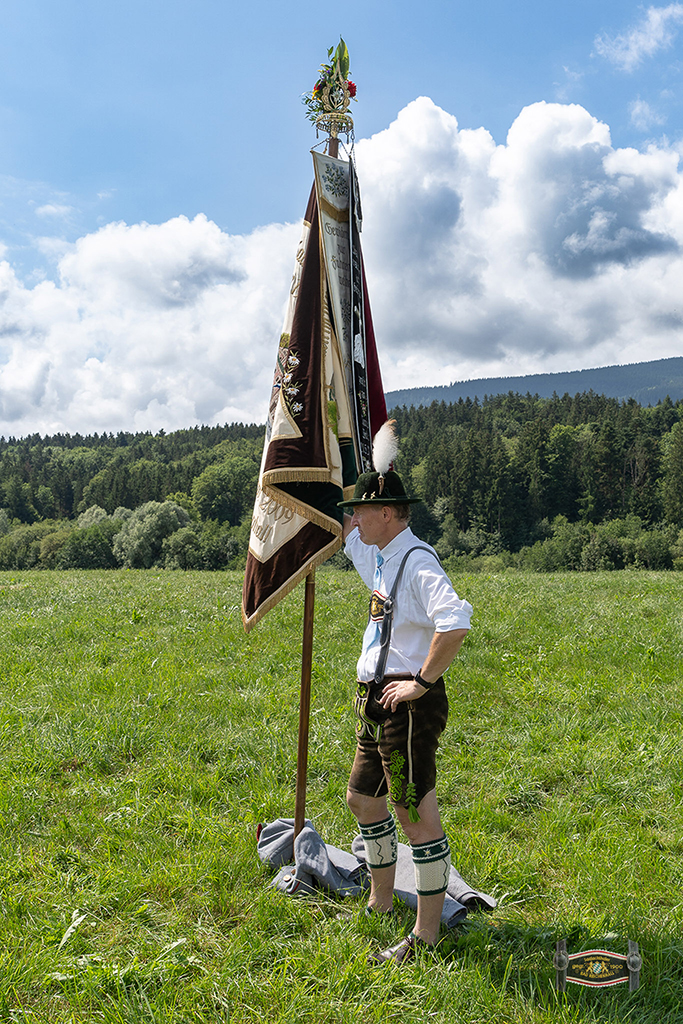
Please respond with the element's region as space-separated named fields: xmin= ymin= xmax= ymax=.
xmin=346 ymin=787 xmax=362 ymax=816
xmin=347 ymin=788 xmax=388 ymax=824
xmin=393 ymin=789 xmax=443 ymax=843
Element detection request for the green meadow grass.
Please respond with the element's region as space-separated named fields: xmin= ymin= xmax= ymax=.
xmin=0 ymin=568 xmax=682 ymax=1023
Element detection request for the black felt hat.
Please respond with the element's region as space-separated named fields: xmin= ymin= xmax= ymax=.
xmin=338 ymin=469 xmax=422 ymax=508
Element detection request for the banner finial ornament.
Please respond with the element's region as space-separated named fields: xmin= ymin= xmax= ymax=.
xmin=303 ymin=37 xmax=356 ymax=143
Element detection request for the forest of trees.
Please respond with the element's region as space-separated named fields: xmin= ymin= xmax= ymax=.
xmin=392 ymin=391 xmax=683 ymax=571
xmin=1 ymin=390 xmax=683 ymax=571
xmin=0 ymin=423 xmax=264 ymax=571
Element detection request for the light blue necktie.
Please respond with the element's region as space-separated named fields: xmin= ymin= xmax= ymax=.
xmin=367 ymin=552 xmax=384 ymax=649
xmin=374 ymin=551 xmax=384 ymax=589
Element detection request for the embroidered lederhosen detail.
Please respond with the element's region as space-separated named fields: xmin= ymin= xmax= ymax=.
xmin=354 ymin=674 xmax=412 ymax=740
xmin=385 ymin=715 xmax=418 ymax=821
xmin=385 ymin=706 xmax=418 ymax=821
xmin=405 ymin=705 xmax=419 ymax=822
xmin=388 ymin=748 xmax=405 ymax=803
xmin=354 ymin=681 xmax=384 ymax=741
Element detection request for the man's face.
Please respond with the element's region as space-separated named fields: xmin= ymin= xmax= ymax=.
xmin=349 ymin=504 xmax=391 ymax=548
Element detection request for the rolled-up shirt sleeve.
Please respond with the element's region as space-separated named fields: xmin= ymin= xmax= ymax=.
xmin=412 ymin=563 xmax=473 ymax=632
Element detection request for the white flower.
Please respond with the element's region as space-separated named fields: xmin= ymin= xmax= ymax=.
xmin=288 ymin=354 xmax=300 ymax=367
xmin=292 ymin=402 xmax=303 ymax=413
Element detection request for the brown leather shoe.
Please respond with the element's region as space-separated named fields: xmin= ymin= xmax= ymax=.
xmin=368 ymin=931 xmax=430 ymax=966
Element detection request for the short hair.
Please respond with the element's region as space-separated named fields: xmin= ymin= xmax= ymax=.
xmin=392 ymin=503 xmax=411 ymax=522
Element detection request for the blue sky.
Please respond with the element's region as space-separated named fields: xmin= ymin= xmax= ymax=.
xmin=1 ymin=1 xmax=683 ymax=434
xmin=2 ymin=0 xmax=679 ymax=243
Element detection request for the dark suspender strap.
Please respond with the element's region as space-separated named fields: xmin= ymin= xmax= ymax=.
xmin=373 ymin=546 xmax=441 ymax=685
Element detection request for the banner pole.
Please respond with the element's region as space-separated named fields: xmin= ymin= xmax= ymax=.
xmin=293 ymin=133 xmax=338 ymax=841
xmin=294 ymin=569 xmax=316 ymax=838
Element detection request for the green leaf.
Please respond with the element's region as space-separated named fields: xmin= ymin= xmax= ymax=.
xmin=336 ymin=37 xmax=350 ymax=79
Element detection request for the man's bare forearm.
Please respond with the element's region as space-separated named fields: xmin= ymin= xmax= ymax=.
xmin=379 ymin=628 xmax=468 ymax=712
xmin=418 ymin=628 xmax=468 ymax=683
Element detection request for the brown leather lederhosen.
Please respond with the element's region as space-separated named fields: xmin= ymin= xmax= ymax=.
xmin=349 ymin=546 xmax=449 ymax=816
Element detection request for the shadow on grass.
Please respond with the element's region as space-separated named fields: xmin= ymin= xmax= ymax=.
xmin=437 ymin=914 xmax=683 ymax=1023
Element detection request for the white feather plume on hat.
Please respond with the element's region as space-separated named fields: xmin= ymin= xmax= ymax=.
xmin=372 ymin=420 xmax=399 ymax=493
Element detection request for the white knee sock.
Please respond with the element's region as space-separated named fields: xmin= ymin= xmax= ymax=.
xmin=359 ymin=815 xmax=398 ymax=869
xmin=412 ymin=834 xmax=451 ymax=895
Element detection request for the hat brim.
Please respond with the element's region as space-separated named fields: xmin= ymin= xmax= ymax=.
xmin=337 ymin=495 xmax=423 ymax=509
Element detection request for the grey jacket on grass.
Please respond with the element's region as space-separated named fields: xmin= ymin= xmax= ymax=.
xmin=257 ymin=818 xmax=496 ymax=929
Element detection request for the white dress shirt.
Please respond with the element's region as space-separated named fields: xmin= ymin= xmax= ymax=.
xmin=345 ymin=526 xmax=473 ymax=682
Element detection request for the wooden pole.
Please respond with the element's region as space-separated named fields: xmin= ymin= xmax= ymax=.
xmin=293 ymin=133 xmax=339 ymax=842
xmin=294 ymin=569 xmax=316 ymax=838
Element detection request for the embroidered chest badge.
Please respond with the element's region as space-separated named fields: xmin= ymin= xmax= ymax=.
xmin=369 ymin=591 xmax=385 ymax=622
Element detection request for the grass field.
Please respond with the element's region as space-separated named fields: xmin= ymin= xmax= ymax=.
xmin=0 ymin=567 xmax=682 ymax=1023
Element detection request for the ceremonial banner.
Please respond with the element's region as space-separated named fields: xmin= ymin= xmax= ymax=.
xmin=242 ymin=154 xmax=386 ymax=631
xmin=313 ymin=152 xmax=378 ymax=475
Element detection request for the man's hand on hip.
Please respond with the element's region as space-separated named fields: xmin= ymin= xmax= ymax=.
xmin=376 ymin=630 xmax=469 ymax=713
xmin=378 ymin=676 xmax=429 ymax=713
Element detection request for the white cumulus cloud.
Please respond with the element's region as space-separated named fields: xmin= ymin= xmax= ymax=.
xmin=2 ymin=95 xmax=683 ymax=436
xmin=356 ymin=97 xmax=682 ymax=391
xmin=594 ymin=4 xmax=683 ymax=72
xmin=0 ymin=215 xmax=299 ymax=436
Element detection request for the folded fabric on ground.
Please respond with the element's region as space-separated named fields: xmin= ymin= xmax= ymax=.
xmin=257 ymin=818 xmax=496 ymax=929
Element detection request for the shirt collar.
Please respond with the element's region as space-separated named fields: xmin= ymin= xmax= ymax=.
xmin=377 ymin=525 xmax=415 ymax=563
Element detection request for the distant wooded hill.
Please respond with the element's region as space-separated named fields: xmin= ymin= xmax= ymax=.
xmin=2 ymin=390 xmax=683 ymax=572
xmin=385 ymin=356 xmax=683 ymax=409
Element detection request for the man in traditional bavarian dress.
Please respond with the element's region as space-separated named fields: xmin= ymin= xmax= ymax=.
xmin=339 ymin=423 xmax=472 ymax=965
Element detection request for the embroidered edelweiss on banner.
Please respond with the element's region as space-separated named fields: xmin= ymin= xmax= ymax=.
xmin=275 ymin=347 xmax=304 ymax=419
xmin=322 ymin=164 xmax=349 ymax=198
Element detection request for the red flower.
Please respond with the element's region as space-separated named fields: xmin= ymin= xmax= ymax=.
xmin=313 ymin=80 xmax=324 ymax=96
xmin=347 ymin=80 xmax=357 ymax=98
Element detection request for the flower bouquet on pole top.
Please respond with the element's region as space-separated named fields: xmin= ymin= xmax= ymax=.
xmin=303 ymin=37 xmax=356 ymax=142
